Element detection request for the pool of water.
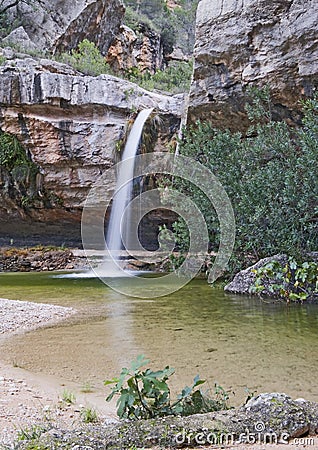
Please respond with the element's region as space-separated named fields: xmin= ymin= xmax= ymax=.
xmin=0 ymin=271 xmax=317 ymax=405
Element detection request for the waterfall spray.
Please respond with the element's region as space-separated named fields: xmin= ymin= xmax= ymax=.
xmin=101 ymin=108 xmax=154 ymax=273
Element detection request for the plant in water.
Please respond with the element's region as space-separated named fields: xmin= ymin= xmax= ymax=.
xmin=80 ymin=406 xmax=99 ymax=423
xmin=105 ymin=355 xmax=229 ymax=420
xmin=251 ymin=257 xmax=318 ymax=303
xmin=61 ymin=389 xmax=76 ymax=405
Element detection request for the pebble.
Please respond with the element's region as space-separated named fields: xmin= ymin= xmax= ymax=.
xmin=0 ymin=298 xmax=75 ymax=336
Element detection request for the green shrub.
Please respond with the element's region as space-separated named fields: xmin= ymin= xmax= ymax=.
xmin=169 ymin=90 xmax=318 ymax=274
xmin=0 ymin=130 xmax=40 ymax=207
xmin=105 ymin=355 xmax=229 ymax=420
xmin=251 ymin=257 xmax=318 ymax=302
xmin=126 ymin=60 xmax=193 ymax=94
xmin=58 ymin=39 xmax=111 ymax=76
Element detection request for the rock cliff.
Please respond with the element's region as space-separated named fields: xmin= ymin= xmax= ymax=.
xmin=0 ymin=51 xmax=184 ymax=245
xmin=106 ymin=24 xmax=164 ymax=75
xmin=4 ymin=0 xmax=125 ymax=55
xmin=188 ymin=0 xmax=318 ymax=130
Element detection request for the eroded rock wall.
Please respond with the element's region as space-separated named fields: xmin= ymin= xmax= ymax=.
xmin=106 ymin=24 xmax=164 ymax=74
xmin=188 ymin=0 xmax=318 ymax=130
xmin=0 ymin=53 xmax=184 ymax=245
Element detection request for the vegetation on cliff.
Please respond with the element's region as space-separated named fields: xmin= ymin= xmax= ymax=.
xmin=0 ymin=130 xmax=40 ymax=209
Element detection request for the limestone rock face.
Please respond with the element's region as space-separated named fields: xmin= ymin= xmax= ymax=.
xmin=188 ymin=0 xmax=318 ymax=130
xmin=106 ymin=24 xmax=164 ymax=74
xmin=2 ymin=26 xmax=38 ymax=53
xmin=6 ymin=0 xmax=125 ymax=54
xmin=0 ymin=53 xmax=184 ymax=244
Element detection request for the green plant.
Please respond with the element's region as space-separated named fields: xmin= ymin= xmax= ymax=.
xmin=61 ymin=389 xmax=76 ymax=405
xmin=251 ymin=257 xmax=318 ymax=302
xmin=125 ymin=60 xmax=193 ymax=94
xmin=80 ymin=406 xmax=99 ymax=423
xmin=58 ymin=39 xmax=111 ymax=76
xmin=105 ymin=355 xmax=229 ymax=420
xmin=167 ymin=90 xmax=318 ymax=275
xmin=0 ymin=130 xmax=41 ymax=208
xmin=17 ymin=425 xmax=47 ymax=441
xmin=80 ymin=382 xmax=94 ymax=393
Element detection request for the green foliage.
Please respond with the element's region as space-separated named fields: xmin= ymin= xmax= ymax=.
xmin=125 ymin=60 xmax=193 ymax=94
xmin=61 ymin=389 xmax=76 ymax=404
xmin=251 ymin=258 xmax=318 ymax=302
xmin=80 ymin=407 xmax=99 ymax=423
xmin=105 ymin=355 xmax=229 ymax=420
xmin=169 ymin=91 xmax=318 ymax=274
xmin=0 ymin=130 xmax=40 ymax=208
xmin=80 ymin=381 xmax=94 ymax=393
xmin=17 ymin=425 xmax=47 ymax=441
xmin=58 ymin=39 xmax=111 ymax=76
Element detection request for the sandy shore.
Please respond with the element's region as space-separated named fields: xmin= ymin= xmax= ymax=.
xmin=0 ymin=298 xmax=117 ymax=446
xmin=0 ymin=297 xmax=316 ymax=449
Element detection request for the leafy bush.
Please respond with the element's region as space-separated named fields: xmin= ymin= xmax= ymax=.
xmin=126 ymin=60 xmax=193 ymax=94
xmin=58 ymin=39 xmax=111 ymax=76
xmin=105 ymin=355 xmax=229 ymax=420
xmin=0 ymin=130 xmax=40 ymax=207
xmin=251 ymin=257 xmax=318 ymax=302
xmin=169 ymin=90 xmax=318 ymax=274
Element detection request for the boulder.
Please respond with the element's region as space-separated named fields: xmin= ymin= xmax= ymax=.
xmin=188 ymin=0 xmax=318 ymax=130
xmin=224 ymin=254 xmax=288 ymax=296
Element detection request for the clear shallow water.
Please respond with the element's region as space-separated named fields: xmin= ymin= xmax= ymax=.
xmin=0 ymin=271 xmax=318 ymax=405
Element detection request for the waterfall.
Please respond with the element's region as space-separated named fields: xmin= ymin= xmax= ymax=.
xmin=102 ymin=108 xmax=153 ymax=273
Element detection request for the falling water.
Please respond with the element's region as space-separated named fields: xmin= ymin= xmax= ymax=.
xmin=102 ymin=108 xmax=154 ymax=273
